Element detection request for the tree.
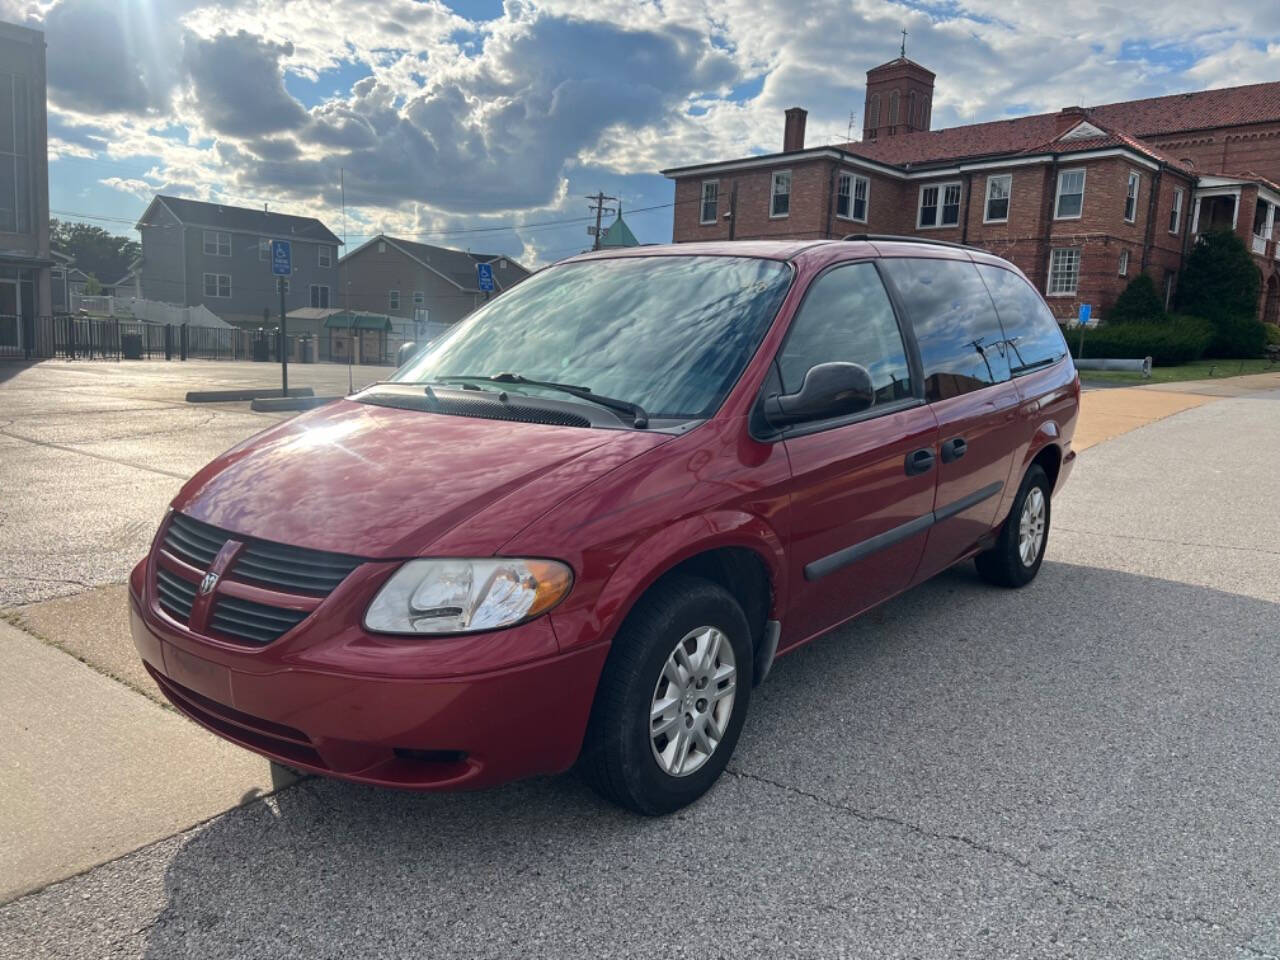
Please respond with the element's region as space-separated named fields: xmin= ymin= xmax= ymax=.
xmin=83 ymin=274 xmax=103 ymax=296
xmin=1108 ymin=273 xmax=1164 ymax=324
xmin=49 ymin=219 xmax=141 ymax=286
xmin=1175 ymin=230 xmax=1267 ymax=358
xmin=1176 ymin=230 xmax=1261 ymax=320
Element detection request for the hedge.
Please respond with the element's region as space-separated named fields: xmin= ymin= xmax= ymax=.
xmin=1067 ymin=315 xmax=1215 ymax=365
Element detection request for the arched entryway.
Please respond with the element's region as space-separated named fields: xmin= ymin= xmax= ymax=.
xmin=1265 ymin=275 xmax=1280 ymax=327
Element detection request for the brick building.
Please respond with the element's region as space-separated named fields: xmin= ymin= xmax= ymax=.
xmin=663 ymin=56 xmax=1280 ymax=324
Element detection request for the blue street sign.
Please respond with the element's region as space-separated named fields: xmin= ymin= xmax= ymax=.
xmin=1079 ymin=303 xmax=1092 ymax=326
xmin=476 ymin=261 xmax=495 ymax=292
xmin=271 ymin=240 xmax=292 ymax=277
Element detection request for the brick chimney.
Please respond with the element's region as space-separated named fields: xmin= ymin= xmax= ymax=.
xmin=783 ymin=107 xmax=808 ymax=152
xmin=1055 ymin=106 xmax=1089 ymax=136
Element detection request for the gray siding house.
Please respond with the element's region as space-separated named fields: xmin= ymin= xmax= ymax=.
xmin=338 ymin=235 xmax=531 ymax=339
xmin=136 ymin=195 xmax=342 ymax=329
xmin=0 ymin=21 xmax=51 ymax=350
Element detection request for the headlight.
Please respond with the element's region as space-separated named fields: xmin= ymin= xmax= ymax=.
xmin=364 ymin=558 xmax=573 ymax=635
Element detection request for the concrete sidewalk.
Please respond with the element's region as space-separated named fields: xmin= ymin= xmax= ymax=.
xmin=0 ymin=621 xmax=293 ymax=903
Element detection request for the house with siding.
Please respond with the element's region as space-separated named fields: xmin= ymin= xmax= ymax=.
xmin=135 ymin=195 xmax=342 ymax=329
xmin=338 ymin=234 xmax=531 ymax=340
xmin=664 ymin=55 xmax=1280 ymax=323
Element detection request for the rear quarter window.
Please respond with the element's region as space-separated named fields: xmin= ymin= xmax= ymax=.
xmin=975 ymin=264 xmax=1069 ymax=375
xmin=879 ymin=257 xmax=1011 ymax=402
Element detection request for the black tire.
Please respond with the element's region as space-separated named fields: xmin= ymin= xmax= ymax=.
xmin=579 ymin=575 xmax=753 ymax=815
xmin=975 ymin=464 xmax=1051 ymax=588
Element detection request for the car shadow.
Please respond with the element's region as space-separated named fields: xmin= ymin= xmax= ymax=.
xmin=137 ymin=559 xmax=1280 ymax=958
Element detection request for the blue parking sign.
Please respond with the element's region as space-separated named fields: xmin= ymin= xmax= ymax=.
xmin=271 ymin=240 xmax=292 ymax=277
xmin=1079 ymin=303 xmax=1092 ymax=326
xmin=476 ymin=262 xmax=495 ymax=292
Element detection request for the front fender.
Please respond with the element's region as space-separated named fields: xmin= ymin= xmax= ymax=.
xmin=548 ymin=510 xmax=788 ymax=654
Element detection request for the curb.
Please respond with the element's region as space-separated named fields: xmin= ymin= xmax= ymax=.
xmin=186 ymin=387 xmax=315 ymax=403
xmin=249 ymin=395 xmax=341 ymax=412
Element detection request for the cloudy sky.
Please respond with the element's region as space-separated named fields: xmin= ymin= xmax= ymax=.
xmin=5 ymin=0 xmax=1280 ymax=265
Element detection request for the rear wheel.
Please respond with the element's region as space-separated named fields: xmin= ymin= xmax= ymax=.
xmin=975 ymin=464 xmax=1051 ymax=588
xmin=579 ymin=575 xmax=752 ymax=815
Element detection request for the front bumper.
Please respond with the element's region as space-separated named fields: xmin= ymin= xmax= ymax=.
xmin=128 ymin=567 xmax=609 ymax=790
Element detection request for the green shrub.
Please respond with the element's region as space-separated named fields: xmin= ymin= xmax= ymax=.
xmin=1068 ymin=315 xmax=1214 ymax=365
xmin=1176 ymin=231 xmax=1261 ymax=320
xmin=1204 ymin=313 xmax=1268 ymax=359
xmin=1108 ymin=273 xmax=1165 ymax=324
xmin=1266 ymin=324 xmax=1280 ymax=347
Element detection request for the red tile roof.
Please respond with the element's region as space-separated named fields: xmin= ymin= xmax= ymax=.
xmin=840 ymin=80 xmax=1280 ymax=171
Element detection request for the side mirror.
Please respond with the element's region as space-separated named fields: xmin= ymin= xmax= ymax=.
xmin=763 ymin=362 xmax=876 ymax=427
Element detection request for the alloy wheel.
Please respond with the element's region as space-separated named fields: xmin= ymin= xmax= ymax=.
xmin=1018 ymin=487 xmax=1046 ymax=567
xmin=649 ymin=626 xmax=737 ymax=777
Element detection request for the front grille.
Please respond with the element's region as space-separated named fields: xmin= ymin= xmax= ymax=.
xmin=210 ymin=594 xmax=308 ymax=646
xmin=156 ymin=567 xmax=196 ymax=622
xmin=156 ymin=512 xmax=365 ymax=647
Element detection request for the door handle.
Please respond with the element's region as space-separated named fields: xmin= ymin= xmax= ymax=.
xmin=905 ymin=447 xmax=936 ymax=476
xmin=940 ymin=437 xmax=967 ymax=463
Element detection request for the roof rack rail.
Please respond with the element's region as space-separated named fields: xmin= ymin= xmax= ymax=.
xmin=840 ymin=233 xmax=983 ymax=252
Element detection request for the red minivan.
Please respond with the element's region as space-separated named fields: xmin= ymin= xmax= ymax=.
xmin=130 ymin=237 xmax=1078 ymax=814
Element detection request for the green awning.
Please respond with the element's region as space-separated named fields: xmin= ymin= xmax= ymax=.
xmin=323 ymin=312 xmax=392 ymax=331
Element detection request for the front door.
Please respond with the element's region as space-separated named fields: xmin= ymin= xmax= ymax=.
xmin=0 ymin=279 xmax=19 ymax=349
xmin=774 ymin=261 xmax=939 ymax=648
xmin=878 ymin=256 xmax=1020 ymax=582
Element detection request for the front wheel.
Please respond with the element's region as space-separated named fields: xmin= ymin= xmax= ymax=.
xmin=975 ymin=464 xmax=1051 ymax=588
xmin=579 ymin=575 xmax=752 ymax=815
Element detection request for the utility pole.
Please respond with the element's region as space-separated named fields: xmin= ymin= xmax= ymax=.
xmin=586 ymin=191 xmax=618 ymax=251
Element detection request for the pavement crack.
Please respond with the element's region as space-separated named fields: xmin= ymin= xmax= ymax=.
xmin=0 ymin=428 xmax=189 ymax=479
xmin=725 ymin=766 xmax=1256 ymax=947
xmin=1055 ymin=526 xmax=1280 ymax=557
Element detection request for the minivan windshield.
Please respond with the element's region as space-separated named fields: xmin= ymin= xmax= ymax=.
xmin=390 ymin=255 xmax=793 ymax=421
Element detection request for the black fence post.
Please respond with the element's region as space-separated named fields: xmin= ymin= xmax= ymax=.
xmin=164 ymin=324 xmax=172 ymax=361
xmin=180 ymin=324 xmax=188 ymax=361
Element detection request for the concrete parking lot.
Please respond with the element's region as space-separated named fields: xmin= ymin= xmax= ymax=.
xmin=2 ymin=358 xmax=1279 ymax=959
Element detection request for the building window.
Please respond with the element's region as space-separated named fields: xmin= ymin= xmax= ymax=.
xmin=908 ymin=90 xmax=918 ymax=127
xmin=700 ymin=180 xmax=719 ymax=224
xmin=984 ymin=174 xmax=1011 ymax=223
xmin=918 ymin=182 xmax=961 ymax=228
xmin=868 ymin=94 xmax=881 ymax=130
xmin=1055 ymin=169 xmax=1086 ymax=220
xmin=1047 ymin=249 xmax=1080 ymax=296
xmin=202 ymin=273 xmax=231 ymax=298
xmin=309 ymin=284 xmax=329 ymax=308
xmin=1118 ymin=249 xmax=1129 ymax=276
xmin=318 ymin=245 xmax=333 ymax=268
xmin=258 ymin=238 xmax=270 ymax=260
xmin=389 ymin=289 xmax=400 ymax=310
xmin=770 ymin=171 xmax=791 ymax=218
xmin=413 ymin=291 xmax=425 ymax=307
xmin=203 ymin=230 xmax=231 ymax=257
xmin=889 ymin=91 xmax=900 ymax=126
xmin=0 ymin=73 xmax=31 ymax=234
xmin=1124 ymin=170 xmax=1140 ymax=223
xmin=1170 ymin=188 xmax=1184 ymax=234
xmin=836 ymin=173 xmax=869 ymax=222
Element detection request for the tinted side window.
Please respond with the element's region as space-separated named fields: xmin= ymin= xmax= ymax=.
xmin=879 ymin=258 xmax=1011 ymax=402
xmin=976 ymin=264 xmax=1069 ymax=375
xmin=777 ymin=262 xmax=913 ymax=406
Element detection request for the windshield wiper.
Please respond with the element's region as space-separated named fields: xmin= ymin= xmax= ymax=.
xmin=438 ymin=373 xmax=649 ymax=428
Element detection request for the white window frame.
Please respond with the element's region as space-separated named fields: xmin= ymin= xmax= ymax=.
xmin=1118 ymin=249 xmax=1129 ymax=277
xmin=918 ymin=181 xmax=961 ymax=229
xmin=699 ymin=180 xmax=719 ymax=225
xmin=984 ymin=173 xmax=1012 ymax=224
xmin=1170 ymin=188 xmax=1184 ymax=234
xmin=835 ymin=172 xmax=869 ymax=223
xmin=388 ymin=289 xmax=400 ymax=310
xmin=770 ymin=170 xmax=791 ymax=219
xmin=1055 ymin=168 xmax=1086 ymax=221
xmin=258 ymin=238 xmax=270 ymax=261
xmin=203 ymin=230 xmax=231 ymax=257
xmin=309 ymin=284 xmax=330 ymax=308
xmin=413 ymin=290 xmax=425 ymax=307
xmin=1047 ymin=248 xmax=1080 ymax=297
xmin=1124 ymin=170 xmax=1140 ymax=224
xmin=318 ymin=245 xmax=333 ymax=268
xmin=202 ymin=272 xmax=231 ymax=298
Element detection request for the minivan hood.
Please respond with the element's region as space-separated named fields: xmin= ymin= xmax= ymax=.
xmin=175 ymin=399 xmax=670 ymax=558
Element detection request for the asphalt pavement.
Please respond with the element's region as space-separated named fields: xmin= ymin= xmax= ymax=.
xmin=2 ymin=361 xmax=1279 ymax=959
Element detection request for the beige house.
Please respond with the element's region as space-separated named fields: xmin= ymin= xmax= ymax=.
xmin=337 ymin=235 xmax=531 ymax=340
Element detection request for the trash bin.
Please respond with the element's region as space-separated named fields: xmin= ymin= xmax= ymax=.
xmin=397 ymin=341 xmax=418 ymax=366
xmin=121 ymin=333 xmax=143 ymax=360
xmin=301 ymin=337 xmax=316 ymax=364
